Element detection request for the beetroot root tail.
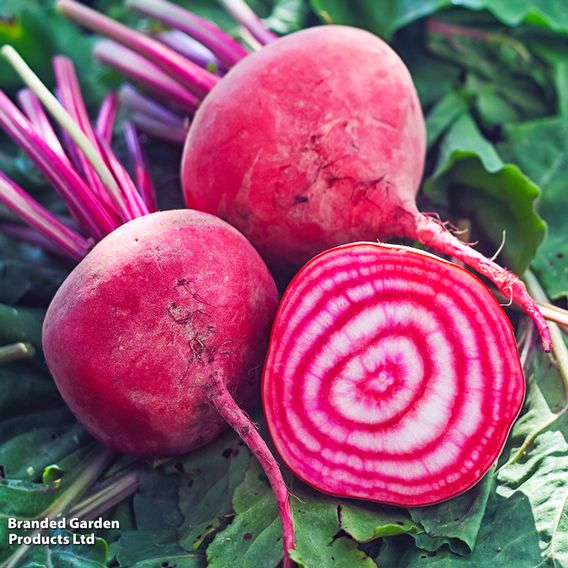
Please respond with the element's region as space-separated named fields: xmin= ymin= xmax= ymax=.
xmin=408 ymin=213 xmax=552 ymax=352
xmin=208 ymin=373 xmax=295 ymax=567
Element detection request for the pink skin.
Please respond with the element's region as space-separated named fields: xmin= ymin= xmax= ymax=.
xmin=43 ymin=210 xmax=278 ymax=456
xmin=263 ymin=242 xmax=525 ymax=507
xmin=182 ymin=26 xmax=424 ymax=271
xmin=181 ymin=25 xmax=551 ymax=350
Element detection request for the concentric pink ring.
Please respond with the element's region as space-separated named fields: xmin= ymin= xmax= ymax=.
xmin=262 ymin=242 xmax=525 ymax=506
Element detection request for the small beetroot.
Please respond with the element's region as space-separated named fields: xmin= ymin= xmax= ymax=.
xmin=263 ymin=242 xmax=525 ymax=506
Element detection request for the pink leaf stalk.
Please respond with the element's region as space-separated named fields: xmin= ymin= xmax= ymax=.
xmin=157 ymin=31 xmax=223 ymax=73
xmin=118 ymin=84 xmax=187 ymax=127
xmin=207 ymin=372 xmax=294 ymax=568
xmin=220 ymin=0 xmax=278 ymax=46
xmin=96 ymin=93 xmax=119 ymax=144
xmin=0 ymin=90 xmax=117 ymax=239
xmin=94 ymin=41 xmax=200 ymax=115
xmin=124 ymin=122 xmax=158 ymax=212
xmin=54 ymin=56 xmax=121 ymax=217
xmin=0 ymin=172 xmax=90 ymax=260
xmin=127 ymin=0 xmax=249 ymax=68
xmin=17 ymin=89 xmax=68 ymax=161
xmin=97 ymin=135 xmax=149 ymax=219
xmin=119 ymin=86 xmax=189 ymax=143
xmin=263 ymin=243 xmax=526 ymax=507
xmin=128 ymin=111 xmax=189 ymax=144
xmin=57 ymin=0 xmax=219 ymax=98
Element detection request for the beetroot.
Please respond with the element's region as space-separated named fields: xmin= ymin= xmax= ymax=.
xmin=263 ymin=242 xmax=525 ymax=506
xmin=0 ymin=47 xmax=295 ymax=566
xmin=180 ymin=25 xmax=551 ymax=350
xmin=183 ymin=26 xmax=425 ymax=271
xmin=43 ymin=209 xmax=278 ymax=455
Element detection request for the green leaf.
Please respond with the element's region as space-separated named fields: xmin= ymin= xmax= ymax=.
xmin=0 ymin=303 xmax=44 ymax=348
xmin=0 ymin=234 xmax=68 ymax=305
xmin=0 ymin=408 xmax=72 ymax=446
xmin=120 ymin=432 xmax=250 ymax=563
xmin=425 ymin=113 xmax=546 ymax=273
xmin=207 ymin=460 xmax=283 ymax=568
xmin=409 ymin=469 xmax=494 ymax=555
xmin=118 ymin=530 xmax=203 ymax=567
xmin=425 ymin=90 xmax=469 ymax=148
xmin=397 ymin=34 xmax=462 ymax=108
xmin=0 ymin=423 xmax=90 ymax=481
xmin=290 ymin=487 xmax=376 ymax=568
xmin=309 ymin=0 xmax=568 ymax=40
xmin=0 ymin=367 xmax=61 ymax=421
xmin=339 ymin=502 xmax=420 ymax=541
xmin=132 ymin=470 xmax=185 ymax=532
xmin=166 ymin=431 xmax=250 ymax=550
xmin=208 ymin=461 xmax=378 ymax=568
xmin=424 ymin=21 xmax=553 ymax=125
xmin=531 ymin=41 xmax=568 ymax=116
xmin=499 ymin=118 xmax=568 ymax=299
xmin=265 ymin=0 xmax=310 ymax=34
xmin=19 ymin=530 xmax=108 ymax=568
xmin=309 ymin=0 xmax=449 ymax=39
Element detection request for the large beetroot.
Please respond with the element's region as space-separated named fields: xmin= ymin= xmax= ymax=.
xmin=263 ymin=242 xmax=526 ymax=506
xmin=180 ymin=25 xmax=550 ymax=350
xmin=182 ymin=26 xmax=425 ymax=272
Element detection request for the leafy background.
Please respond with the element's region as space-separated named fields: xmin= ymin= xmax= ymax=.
xmin=1 ymin=0 xmax=568 ymax=566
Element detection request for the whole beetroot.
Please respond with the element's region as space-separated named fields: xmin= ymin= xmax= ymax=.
xmin=183 ymin=26 xmax=425 ymax=272
xmin=43 ymin=209 xmax=278 ymax=456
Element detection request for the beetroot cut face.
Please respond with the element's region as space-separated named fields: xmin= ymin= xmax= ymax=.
xmin=263 ymin=242 xmax=525 ymax=507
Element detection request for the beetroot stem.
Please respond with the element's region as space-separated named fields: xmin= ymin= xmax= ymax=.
xmin=0 ymin=171 xmax=91 ymax=257
xmin=57 ymin=0 xmax=219 ymax=98
xmin=407 ymin=213 xmax=552 ymax=351
xmin=220 ymin=0 xmax=278 ymax=46
xmin=0 ymin=173 xmax=90 ymax=260
xmin=127 ymin=0 xmax=248 ymax=68
xmin=207 ymin=373 xmax=295 ymax=568
xmin=96 ymin=93 xmax=119 ymax=144
xmin=2 ymin=45 xmax=136 ymax=224
xmin=129 ymin=111 xmax=188 ymax=143
xmin=119 ymin=84 xmax=186 ymax=127
xmin=97 ymin=136 xmax=150 ymax=218
xmin=124 ymin=122 xmax=158 ymax=212
xmin=94 ymin=41 xmax=200 ymax=114
xmin=16 ymin=89 xmax=68 ymax=160
xmin=118 ymin=85 xmax=189 ymax=143
xmin=158 ymin=31 xmax=223 ymax=73
xmin=0 ymin=90 xmax=116 ymax=239
xmin=54 ymin=56 xmax=119 ymax=216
